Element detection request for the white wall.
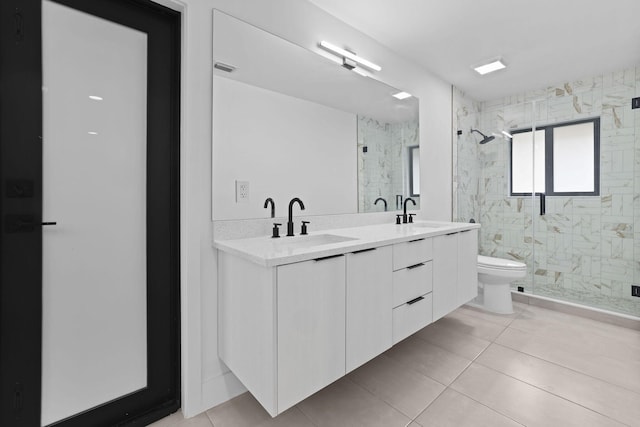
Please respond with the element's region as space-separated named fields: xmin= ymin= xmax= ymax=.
xmin=172 ymin=0 xmax=454 ymax=417
xmin=212 ymin=77 xmax=357 ymax=219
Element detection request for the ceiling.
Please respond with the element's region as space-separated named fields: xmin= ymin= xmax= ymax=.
xmin=309 ymin=0 xmax=640 ymax=101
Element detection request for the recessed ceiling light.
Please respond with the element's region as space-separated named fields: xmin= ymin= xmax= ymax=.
xmin=89 ymin=95 xmax=103 ymax=101
xmin=88 ymin=131 xmax=98 ymax=135
xmin=474 ymin=59 xmax=506 ymax=75
xmin=392 ymin=91 xmax=412 ymax=100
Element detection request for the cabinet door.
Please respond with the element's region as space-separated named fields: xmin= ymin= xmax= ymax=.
xmin=346 ymin=246 xmax=392 ymax=373
xmin=277 ymin=255 xmax=346 ymax=412
xmin=458 ymin=229 xmax=478 ymax=304
xmin=432 ymin=233 xmax=459 ymax=321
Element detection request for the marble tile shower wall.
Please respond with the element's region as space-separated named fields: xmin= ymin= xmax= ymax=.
xmin=357 ymin=116 xmax=419 ymax=212
xmin=453 ymin=87 xmax=482 ymax=224
xmin=455 ymin=67 xmax=640 ymax=316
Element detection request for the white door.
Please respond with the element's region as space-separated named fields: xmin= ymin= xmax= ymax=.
xmin=41 ymin=2 xmax=148 ymax=424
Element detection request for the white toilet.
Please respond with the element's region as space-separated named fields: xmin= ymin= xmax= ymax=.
xmin=472 ymin=255 xmax=527 ymax=314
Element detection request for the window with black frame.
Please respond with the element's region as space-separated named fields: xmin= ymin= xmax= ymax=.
xmin=510 ymin=118 xmax=600 ymax=196
xmin=409 ymin=145 xmax=420 ymax=197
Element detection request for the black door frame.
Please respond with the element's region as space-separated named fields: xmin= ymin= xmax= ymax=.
xmin=0 ymin=0 xmax=181 ymax=425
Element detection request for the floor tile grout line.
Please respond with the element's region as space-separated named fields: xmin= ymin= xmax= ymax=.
xmin=406 ymin=386 xmax=447 ymax=426
xmin=470 ymin=355 xmax=636 ymax=426
xmin=294 ymin=401 xmax=320 ymax=427
xmin=203 ymin=408 xmax=216 ymax=427
xmin=443 ymin=381 xmax=528 ymax=427
xmin=457 ymin=305 xmax=524 ymax=328
xmin=383 ymin=337 xmax=467 ymax=387
xmin=343 ymin=374 xmax=418 ymax=421
xmin=487 ymin=340 xmax=640 ymax=397
xmin=347 ymin=355 xmax=446 ymax=421
xmin=498 ymin=325 xmax=640 ymax=396
xmin=411 ymin=331 xmax=491 ymax=363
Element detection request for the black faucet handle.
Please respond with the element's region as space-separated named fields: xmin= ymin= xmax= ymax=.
xmin=301 ymin=221 xmax=310 ymax=235
xmin=272 ymin=223 xmax=281 ymax=238
xmin=396 ymin=214 xmax=402 ymax=225
xmin=408 ymin=214 xmax=416 ymax=223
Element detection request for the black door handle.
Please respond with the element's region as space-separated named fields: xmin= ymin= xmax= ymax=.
xmin=5 ymin=215 xmax=57 ymax=233
xmin=535 ymin=192 xmax=545 ymax=216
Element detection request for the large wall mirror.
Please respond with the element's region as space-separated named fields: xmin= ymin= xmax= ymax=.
xmin=212 ymin=10 xmax=419 ymax=220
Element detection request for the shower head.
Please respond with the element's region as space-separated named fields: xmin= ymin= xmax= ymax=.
xmin=471 ymin=129 xmax=495 ymax=144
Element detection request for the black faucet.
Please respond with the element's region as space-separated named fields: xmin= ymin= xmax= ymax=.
xmin=287 ymin=197 xmax=305 ymax=236
xmin=264 ymin=197 xmax=275 ymax=218
xmin=374 ymin=197 xmax=387 ymax=211
xmin=402 ymin=197 xmax=416 ymax=223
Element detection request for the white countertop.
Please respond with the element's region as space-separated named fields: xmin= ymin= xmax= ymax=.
xmin=214 ymin=220 xmax=480 ymax=267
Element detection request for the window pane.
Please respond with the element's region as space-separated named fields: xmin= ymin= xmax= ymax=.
xmin=553 ymin=123 xmax=594 ymax=193
xmin=411 ymin=146 xmax=420 ymax=195
xmin=511 ymin=130 xmax=545 ymax=194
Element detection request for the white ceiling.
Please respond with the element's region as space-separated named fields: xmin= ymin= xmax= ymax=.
xmin=309 ymin=0 xmax=640 ymax=101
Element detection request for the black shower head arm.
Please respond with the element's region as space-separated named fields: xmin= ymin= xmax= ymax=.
xmin=471 ymin=128 xmax=496 ymax=144
xmin=471 ymin=129 xmax=489 ymax=138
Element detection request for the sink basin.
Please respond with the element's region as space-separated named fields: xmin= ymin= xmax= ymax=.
xmin=271 ymin=234 xmax=357 ymax=250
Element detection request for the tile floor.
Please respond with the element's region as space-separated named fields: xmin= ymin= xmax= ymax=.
xmin=151 ymin=302 xmax=640 ymax=427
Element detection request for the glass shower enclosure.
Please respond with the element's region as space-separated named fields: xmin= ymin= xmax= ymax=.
xmin=454 ymin=71 xmax=640 ymax=318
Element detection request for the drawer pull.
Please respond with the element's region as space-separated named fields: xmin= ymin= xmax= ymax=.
xmin=406 ymin=263 xmax=425 ymax=270
xmin=460 ymin=229 xmax=471 ymax=233
xmin=445 ymin=232 xmax=457 ymax=236
xmin=406 ymin=296 xmax=425 ymax=305
xmin=351 ymin=248 xmax=376 ymax=255
xmin=408 ymin=238 xmax=425 ymax=243
xmin=314 ymin=254 xmax=344 ymax=262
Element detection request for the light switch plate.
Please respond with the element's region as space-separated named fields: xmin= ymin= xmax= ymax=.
xmin=236 ymin=180 xmax=249 ymax=203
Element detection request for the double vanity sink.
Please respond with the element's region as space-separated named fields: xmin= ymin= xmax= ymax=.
xmin=215 ymin=220 xmax=479 ymax=417
xmin=215 ymin=220 xmax=472 ymax=267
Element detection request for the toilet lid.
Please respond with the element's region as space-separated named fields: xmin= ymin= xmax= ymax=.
xmin=478 ymin=255 xmax=526 ymax=270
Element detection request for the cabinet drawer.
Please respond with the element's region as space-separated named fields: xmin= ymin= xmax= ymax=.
xmin=392 ymin=238 xmax=432 ymax=271
xmin=392 ymin=293 xmax=432 ymax=344
xmin=392 ymin=261 xmax=432 ymax=308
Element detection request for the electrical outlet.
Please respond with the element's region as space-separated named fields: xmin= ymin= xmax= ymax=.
xmin=632 ymin=97 xmax=640 ymax=110
xmin=235 ymin=180 xmax=249 ymax=203
xmin=632 ymin=285 xmax=640 ymax=297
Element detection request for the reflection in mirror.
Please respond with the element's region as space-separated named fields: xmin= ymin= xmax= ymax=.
xmin=212 ymin=10 xmax=419 ymax=220
xmin=358 ymin=116 xmax=419 ymax=212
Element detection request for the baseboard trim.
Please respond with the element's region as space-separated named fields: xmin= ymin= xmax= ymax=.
xmin=511 ymin=290 xmax=640 ymax=331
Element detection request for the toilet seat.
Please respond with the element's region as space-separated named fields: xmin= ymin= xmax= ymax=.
xmin=477 ymin=255 xmax=526 ymax=271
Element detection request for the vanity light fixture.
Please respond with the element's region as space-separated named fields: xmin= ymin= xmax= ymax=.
xmin=473 ymin=58 xmax=506 ymax=75
xmin=89 ymin=95 xmax=103 ymax=101
xmin=319 ymin=40 xmax=382 ymax=72
xmin=392 ymin=91 xmax=412 ymax=100
xmin=352 ymin=68 xmax=369 ymax=77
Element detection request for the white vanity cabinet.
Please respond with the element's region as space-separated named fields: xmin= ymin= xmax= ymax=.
xmin=277 ymin=254 xmax=346 ymax=411
xmin=216 ymin=221 xmax=479 ymax=417
xmin=458 ymin=229 xmax=479 ymax=303
xmin=218 ymin=251 xmax=346 ymax=417
xmin=432 ymin=229 xmax=478 ymax=321
xmin=391 ymin=238 xmax=434 ymax=344
xmin=345 ymin=246 xmax=393 ymax=373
